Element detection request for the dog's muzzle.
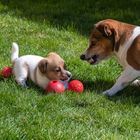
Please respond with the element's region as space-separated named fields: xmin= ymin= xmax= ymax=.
xmin=80 ymin=54 xmax=99 ymax=64
xmin=80 ymin=54 xmax=86 ymax=60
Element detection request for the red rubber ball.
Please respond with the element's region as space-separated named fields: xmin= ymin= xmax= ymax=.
xmin=0 ymin=66 xmax=13 ymax=78
xmin=46 ymin=80 xmax=65 ymax=93
xmin=68 ymin=80 xmax=84 ymax=93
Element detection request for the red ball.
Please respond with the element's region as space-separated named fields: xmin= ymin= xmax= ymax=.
xmin=68 ymin=80 xmax=84 ymax=93
xmin=0 ymin=66 xmax=13 ymax=78
xmin=46 ymin=80 xmax=65 ymax=93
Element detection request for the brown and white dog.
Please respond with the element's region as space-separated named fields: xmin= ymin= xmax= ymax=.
xmin=11 ymin=42 xmax=71 ymax=89
xmin=80 ymin=19 xmax=140 ymax=96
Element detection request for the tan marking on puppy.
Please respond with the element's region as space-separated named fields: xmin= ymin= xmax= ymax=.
xmin=38 ymin=53 xmax=69 ymax=81
xmin=127 ymin=35 xmax=140 ymax=70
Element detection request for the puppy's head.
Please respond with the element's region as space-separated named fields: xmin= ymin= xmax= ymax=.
xmin=38 ymin=52 xmax=71 ymax=81
xmin=80 ymin=19 xmax=119 ymax=65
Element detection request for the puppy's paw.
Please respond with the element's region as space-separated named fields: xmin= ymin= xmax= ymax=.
xmin=103 ymin=89 xmax=116 ymax=96
xmin=19 ymin=80 xmax=28 ymax=88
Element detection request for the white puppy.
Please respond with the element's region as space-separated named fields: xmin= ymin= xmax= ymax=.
xmin=11 ymin=42 xmax=71 ymax=89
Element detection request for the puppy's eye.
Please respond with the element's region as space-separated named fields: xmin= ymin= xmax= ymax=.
xmin=55 ymin=67 xmax=61 ymax=72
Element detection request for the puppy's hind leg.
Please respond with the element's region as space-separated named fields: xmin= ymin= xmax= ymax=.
xmin=14 ymin=63 xmax=29 ymax=88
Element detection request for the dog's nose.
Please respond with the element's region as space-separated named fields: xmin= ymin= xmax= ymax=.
xmin=80 ymin=54 xmax=86 ymax=60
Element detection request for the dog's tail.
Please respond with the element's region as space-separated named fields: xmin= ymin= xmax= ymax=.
xmin=11 ymin=42 xmax=19 ymax=64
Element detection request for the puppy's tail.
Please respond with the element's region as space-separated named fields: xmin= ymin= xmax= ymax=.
xmin=11 ymin=42 xmax=19 ymax=64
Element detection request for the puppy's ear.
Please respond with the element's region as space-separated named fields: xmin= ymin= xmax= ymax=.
xmin=38 ymin=59 xmax=48 ymax=74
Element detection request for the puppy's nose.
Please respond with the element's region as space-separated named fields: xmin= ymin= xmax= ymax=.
xmin=67 ymin=72 xmax=72 ymax=78
xmin=80 ymin=54 xmax=86 ymax=60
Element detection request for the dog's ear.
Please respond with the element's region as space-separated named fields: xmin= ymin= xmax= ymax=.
xmin=97 ymin=23 xmax=120 ymax=51
xmin=103 ymin=24 xmax=120 ymax=51
xmin=96 ymin=23 xmax=113 ymax=37
xmin=103 ymin=24 xmax=112 ymax=36
xmin=38 ymin=59 xmax=48 ymax=74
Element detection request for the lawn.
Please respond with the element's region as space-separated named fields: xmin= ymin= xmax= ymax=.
xmin=0 ymin=0 xmax=140 ymax=139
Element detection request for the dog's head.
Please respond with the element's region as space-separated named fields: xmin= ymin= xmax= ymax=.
xmin=80 ymin=19 xmax=120 ymax=65
xmin=38 ymin=52 xmax=71 ymax=81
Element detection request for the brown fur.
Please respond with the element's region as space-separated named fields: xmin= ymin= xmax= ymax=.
xmin=96 ymin=19 xmax=135 ymax=52
xmin=80 ymin=19 xmax=140 ymax=96
xmin=80 ymin=19 xmax=136 ymax=66
xmin=127 ymin=35 xmax=140 ymax=70
xmin=88 ymin=28 xmax=113 ymax=59
xmin=38 ymin=59 xmax=48 ymax=74
xmin=38 ymin=53 xmax=69 ymax=81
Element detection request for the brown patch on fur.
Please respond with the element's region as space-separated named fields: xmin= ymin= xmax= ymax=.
xmin=85 ymin=28 xmax=114 ymax=61
xmin=127 ymin=35 xmax=140 ymax=70
xmin=90 ymin=28 xmax=113 ymax=53
xmin=38 ymin=53 xmax=70 ymax=81
xmin=95 ymin=19 xmax=135 ymax=51
xmin=38 ymin=59 xmax=48 ymax=74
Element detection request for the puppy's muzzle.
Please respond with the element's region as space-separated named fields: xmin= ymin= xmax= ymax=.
xmin=62 ymin=71 xmax=72 ymax=81
xmin=67 ymin=71 xmax=72 ymax=78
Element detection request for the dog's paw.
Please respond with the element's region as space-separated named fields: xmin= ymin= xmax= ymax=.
xmin=103 ymin=89 xmax=116 ymax=96
xmin=131 ymin=79 xmax=140 ymax=87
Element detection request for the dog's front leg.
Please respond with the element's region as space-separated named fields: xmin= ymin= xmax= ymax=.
xmin=103 ymin=67 xmax=140 ymax=96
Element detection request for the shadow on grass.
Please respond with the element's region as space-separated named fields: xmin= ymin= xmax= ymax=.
xmin=107 ymin=86 xmax=140 ymax=105
xmin=1 ymin=0 xmax=140 ymax=35
xmin=83 ymin=79 xmax=114 ymax=92
xmin=26 ymin=80 xmax=47 ymax=95
xmin=0 ymin=77 xmax=46 ymax=95
xmin=1 ymin=0 xmax=140 ymax=103
xmin=83 ymin=79 xmax=140 ymax=104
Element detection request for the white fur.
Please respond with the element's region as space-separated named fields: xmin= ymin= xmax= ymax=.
xmin=115 ymin=27 xmax=140 ymax=68
xmin=11 ymin=42 xmax=19 ymax=63
xmin=11 ymin=42 xmax=49 ymax=89
xmin=103 ymin=27 xmax=140 ymax=96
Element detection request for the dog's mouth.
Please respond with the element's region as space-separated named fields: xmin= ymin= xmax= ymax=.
xmin=87 ymin=55 xmax=99 ymax=65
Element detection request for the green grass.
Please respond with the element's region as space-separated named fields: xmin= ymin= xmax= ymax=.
xmin=0 ymin=0 xmax=140 ymax=139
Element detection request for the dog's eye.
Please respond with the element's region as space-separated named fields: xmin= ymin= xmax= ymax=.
xmin=91 ymin=41 xmax=96 ymax=46
xmin=55 ymin=67 xmax=61 ymax=72
xmin=89 ymin=41 xmax=96 ymax=48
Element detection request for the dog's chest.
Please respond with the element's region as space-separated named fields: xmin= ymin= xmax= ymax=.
xmin=115 ymin=44 xmax=129 ymax=68
xmin=115 ymin=27 xmax=140 ymax=68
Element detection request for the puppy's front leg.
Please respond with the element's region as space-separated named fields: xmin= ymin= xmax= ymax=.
xmin=16 ymin=78 xmax=28 ymax=88
xmin=103 ymin=67 xmax=140 ymax=96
